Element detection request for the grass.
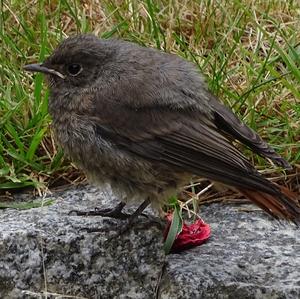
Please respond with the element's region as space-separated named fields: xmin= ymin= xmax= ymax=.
xmin=0 ymin=0 xmax=299 ymax=196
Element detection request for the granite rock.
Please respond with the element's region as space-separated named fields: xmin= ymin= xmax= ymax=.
xmin=158 ymin=203 xmax=300 ymax=299
xmin=0 ymin=185 xmax=299 ymax=299
xmin=0 ymin=185 xmax=164 ymax=299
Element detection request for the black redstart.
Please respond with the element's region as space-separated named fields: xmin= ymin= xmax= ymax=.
xmin=24 ymin=34 xmax=300 ymax=225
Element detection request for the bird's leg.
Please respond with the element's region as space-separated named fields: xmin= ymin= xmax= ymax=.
xmin=123 ymin=197 xmax=151 ymax=227
xmin=69 ymin=201 xmax=129 ymax=220
xmin=122 ymin=198 xmax=166 ymax=231
xmin=81 ymin=198 xmax=158 ymax=235
xmin=73 ymin=198 xmax=164 ymax=234
xmin=106 ymin=197 xmax=154 ymax=236
xmin=70 ymin=198 xmax=152 ymax=222
xmin=113 ymin=197 xmax=165 ymax=238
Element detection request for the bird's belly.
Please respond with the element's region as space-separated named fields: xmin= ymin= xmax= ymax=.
xmin=53 ymin=121 xmax=189 ymax=206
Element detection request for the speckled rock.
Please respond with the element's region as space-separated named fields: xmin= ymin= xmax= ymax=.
xmin=158 ymin=203 xmax=300 ymax=299
xmin=1 ymin=185 xmax=299 ymax=299
xmin=0 ymin=185 xmax=164 ymax=299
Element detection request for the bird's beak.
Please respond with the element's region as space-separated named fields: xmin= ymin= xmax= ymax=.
xmin=23 ymin=63 xmax=65 ymax=79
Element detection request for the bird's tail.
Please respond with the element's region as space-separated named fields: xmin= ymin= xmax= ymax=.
xmin=238 ymin=186 xmax=300 ymax=223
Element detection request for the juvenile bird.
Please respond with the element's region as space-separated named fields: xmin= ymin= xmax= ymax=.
xmin=24 ymin=34 xmax=300 ymax=225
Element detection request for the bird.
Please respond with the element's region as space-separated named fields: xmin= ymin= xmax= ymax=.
xmin=24 ymin=34 xmax=300 ymax=227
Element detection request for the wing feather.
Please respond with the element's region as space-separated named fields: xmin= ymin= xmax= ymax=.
xmin=94 ymin=110 xmax=282 ymax=196
xmin=209 ymin=97 xmax=291 ymax=169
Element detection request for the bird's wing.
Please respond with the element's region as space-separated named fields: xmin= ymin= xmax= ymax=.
xmin=90 ymin=75 xmax=299 ymax=221
xmin=209 ymin=96 xmax=291 ymax=169
xmin=92 ymin=101 xmax=284 ymax=195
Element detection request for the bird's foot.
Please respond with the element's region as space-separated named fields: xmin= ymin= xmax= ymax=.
xmin=75 ymin=198 xmax=164 ymax=236
xmin=85 ymin=213 xmax=165 ymax=238
xmin=69 ymin=201 xmax=129 ymax=220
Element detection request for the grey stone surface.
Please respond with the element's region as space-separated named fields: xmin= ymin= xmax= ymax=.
xmin=0 ymin=185 xmax=164 ymax=299
xmin=0 ymin=185 xmax=299 ymax=299
xmin=158 ymin=203 xmax=300 ymax=299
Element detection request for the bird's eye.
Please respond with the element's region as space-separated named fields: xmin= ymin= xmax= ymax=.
xmin=67 ymin=63 xmax=82 ymax=76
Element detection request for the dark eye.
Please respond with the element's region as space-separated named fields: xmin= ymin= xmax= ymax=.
xmin=67 ymin=63 xmax=82 ymax=76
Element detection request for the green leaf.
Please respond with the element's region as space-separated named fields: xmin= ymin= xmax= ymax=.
xmin=26 ymin=126 xmax=47 ymax=161
xmin=0 ymin=199 xmax=55 ymax=210
xmin=0 ymin=181 xmax=35 ymax=189
xmin=163 ymin=204 xmax=183 ymax=254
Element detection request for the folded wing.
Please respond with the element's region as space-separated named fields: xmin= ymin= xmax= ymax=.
xmin=93 ymin=104 xmax=300 ymax=222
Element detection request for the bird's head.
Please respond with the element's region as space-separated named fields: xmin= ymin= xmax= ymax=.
xmin=24 ymin=34 xmax=116 ymax=92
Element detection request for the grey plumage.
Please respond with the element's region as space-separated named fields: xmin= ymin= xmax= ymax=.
xmin=24 ymin=34 xmax=300 ymax=221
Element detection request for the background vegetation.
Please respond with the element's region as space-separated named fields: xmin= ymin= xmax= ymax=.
xmin=0 ymin=0 xmax=299 ymax=197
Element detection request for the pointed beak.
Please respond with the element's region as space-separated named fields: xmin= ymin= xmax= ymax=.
xmin=23 ymin=63 xmax=65 ymax=79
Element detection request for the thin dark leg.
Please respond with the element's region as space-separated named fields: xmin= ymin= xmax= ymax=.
xmin=83 ymin=198 xmax=152 ymax=235
xmin=110 ymin=197 xmax=152 ymax=235
xmin=69 ymin=201 xmax=129 ymax=220
xmin=125 ymin=197 xmax=151 ymax=226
